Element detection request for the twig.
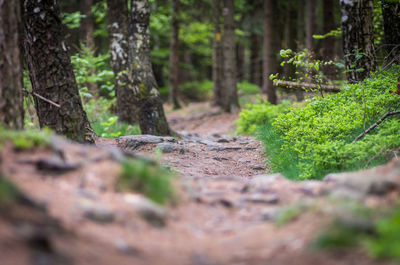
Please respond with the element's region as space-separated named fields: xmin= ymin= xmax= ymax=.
xmin=273 ymin=80 xmax=341 ymax=92
xmin=353 ymin=111 xmax=400 ymax=142
xmin=23 ymin=89 xmax=61 ymax=108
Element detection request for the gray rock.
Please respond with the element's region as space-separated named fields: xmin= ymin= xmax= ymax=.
xmin=329 ymin=187 xmax=364 ymax=201
xmin=249 ymin=173 xmax=285 ymax=188
xmin=216 ymin=138 xmax=230 ymax=143
xmin=156 ymin=143 xmax=188 ymax=154
xmin=248 ymin=164 xmax=264 ymax=170
xmin=114 ymin=238 xmax=141 ymax=256
xmin=260 ymin=207 xmax=281 ymax=221
xmin=243 ymin=193 xmax=279 ymax=204
xmin=300 ymin=180 xmax=324 ymax=196
xmin=124 ymin=194 xmax=167 ymax=227
xmin=78 ymin=199 xmax=115 ymax=223
xmin=118 ymin=135 xmax=176 ymax=150
xmin=210 ymin=146 xmax=242 ymax=152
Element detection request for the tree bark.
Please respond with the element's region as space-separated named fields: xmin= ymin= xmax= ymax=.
xmin=221 ymin=0 xmax=239 ymax=112
xmin=107 ymin=0 xmax=138 ymax=124
xmin=381 ymin=0 xmax=400 ymax=64
xmin=262 ymin=0 xmax=277 ymax=104
xmin=250 ymin=33 xmax=262 ymax=87
xmin=80 ymin=0 xmax=95 ymax=48
xmin=168 ymin=0 xmax=181 ymax=109
xmin=236 ymin=43 xmax=245 ymax=82
xmin=129 ymin=0 xmax=171 ymax=135
xmin=23 ymin=0 xmax=94 ymax=142
xmin=305 ymin=0 xmax=316 ymax=51
xmin=322 ymin=0 xmax=336 ymax=79
xmin=212 ymin=0 xmax=224 ymax=107
xmin=0 ymin=0 xmax=24 ymax=129
xmin=340 ymin=0 xmax=377 ymax=82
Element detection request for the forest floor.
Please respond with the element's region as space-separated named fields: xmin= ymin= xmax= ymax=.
xmin=1 ymin=102 xmax=398 ymax=265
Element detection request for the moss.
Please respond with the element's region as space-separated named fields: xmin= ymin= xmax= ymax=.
xmin=0 ymin=127 xmax=52 ymax=150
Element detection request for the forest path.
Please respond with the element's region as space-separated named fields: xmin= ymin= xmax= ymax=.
xmin=1 ymin=102 xmax=391 ymax=265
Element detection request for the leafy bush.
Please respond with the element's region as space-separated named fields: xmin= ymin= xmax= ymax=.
xmin=0 ymin=127 xmax=51 ymax=150
xmin=238 ymin=66 xmax=400 ymax=180
xmin=116 ymin=159 xmax=176 ymax=204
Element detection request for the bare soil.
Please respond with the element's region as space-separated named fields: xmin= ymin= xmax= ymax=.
xmin=0 ymin=103 xmax=394 ymax=265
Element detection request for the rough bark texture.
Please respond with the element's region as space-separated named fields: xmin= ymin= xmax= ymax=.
xmin=129 ymin=0 xmax=170 ymax=135
xmin=222 ymin=0 xmax=239 ymax=113
xmin=381 ymin=0 xmax=400 ymax=64
xmin=340 ymin=0 xmax=377 ymax=82
xmin=168 ymin=0 xmax=181 ymax=109
xmin=80 ymin=0 xmax=94 ymax=47
xmin=262 ymin=0 xmax=277 ymax=104
xmin=23 ymin=0 xmax=94 ymax=143
xmin=107 ymin=0 xmax=138 ymax=124
xmin=0 ymin=0 xmax=24 ymax=129
xmin=306 ymin=0 xmax=316 ymax=51
xmin=212 ymin=0 xmax=224 ymax=107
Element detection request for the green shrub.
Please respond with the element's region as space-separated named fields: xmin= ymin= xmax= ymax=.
xmin=238 ymin=66 xmax=400 ymax=180
xmin=116 ymin=159 xmax=176 ymax=205
xmin=0 ymin=127 xmax=51 ymax=150
xmin=179 ymin=80 xmax=213 ymax=101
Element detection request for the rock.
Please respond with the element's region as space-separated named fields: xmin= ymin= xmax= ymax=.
xmin=78 ymin=199 xmax=115 ymax=223
xmin=124 ymin=194 xmax=167 ymax=227
xmin=300 ymin=180 xmax=324 ymax=196
xmin=248 ymin=164 xmax=264 ymax=170
xmin=260 ymin=207 xmax=281 ymax=221
xmin=216 ymin=138 xmax=230 ymax=143
xmin=243 ymin=193 xmax=279 ymax=204
xmin=213 ymin=156 xmax=228 ymax=162
xmin=36 ymin=156 xmax=81 ymax=173
xmin=156 ymin=143 xmax=188 ymax=154
xmin=114 ymin=238 xmax=140 ymax=256
xmin=324 ymin=159 xmax=400 ymax=197
xmin=329 ymin=187 xmax=364 ymax=201
xmin=210 ymin=146 xmax=242 ymax=152
xmin=249 ymin=173 xmax=285 ymax=188
xmin=118 ymin=135 xmax=176 ymax=150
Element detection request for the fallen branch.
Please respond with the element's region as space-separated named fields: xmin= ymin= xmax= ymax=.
xmin=353 ymin=111 xmax=400 ymax=142
xmin=273 ymin=80 xmax=341 ymax=93
xmin=23 ymin=89 xmax=61 ymax=108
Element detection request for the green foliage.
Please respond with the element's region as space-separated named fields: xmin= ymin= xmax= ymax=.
xmin=239 ymin=66 xmax=400 ymax=180
xmin=0 ymin=176 xmax=19 ymax=207
xmin=313 ymin=28 xmax=342 ymax=40
xmin=237 ymin=81 xmax=260 ymax=95
xmin=276 ymin=205 xmax=304 ymax=226
xmin=61 ymin=11 xmax=85 ymax=29
xmin=116 ymin=159 xmax=176 ymax=204
xmin=0 ymin=127 xmax=51 ymax=150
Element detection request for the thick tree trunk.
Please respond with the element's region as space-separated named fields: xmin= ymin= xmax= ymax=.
xmin=381 ymin=0 xmax=400 ymax=64
xmin=305 ymin=0 xmax=316 ymax=51
xmin=23 ymin=0 xmax=94 ymax=143
xmin=262 ymin=0 xmax=277 ymax=104
xmin=340 ymin=0 xmax=377 ymax=82
xmin=250 ymin=33 xmax=262 ymax=87
xmin=212 ymin=0 xmax=224 ymax=107
xmin=80 ymin=0 xmax=94 ymax=48
xmin=168 ymin=0 xmax=181 ymax=109
xmin=129 ymin=0 xmax=170 ymax=135
xmin=221 ymin=0 xmax=239 ymax=112
xmin=0 ymin=0 xmax=24 ymax=129
xmin=107 ymin=0 xmax=138 ymax=124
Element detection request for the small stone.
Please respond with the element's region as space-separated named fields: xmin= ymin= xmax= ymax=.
xmin=124 ymin=194 xmax=167 ymax=227
xmin=300 ymin=180 xmax=324 ymax=196
xmin=260 ymin=207 xmax=281 ymax=221
xmin=114 ymin=238 xmax=140 ymax=256
xmin=243 ymin=193 xmax=279 ymax=204
xmin=118 ymin=135 xmax=176 ymax=150
xmin=156 ymin=143 xmax=188 ymax=154
xmin=213 ymin=156 xmax=229 ymax=162
xmin=78 ymin=199 xmax=115 ymax=223
xmin=248 ymin=165 xmax=264 ymax=170
xmin=216 ymin=138 xmax=230 ymax=143
xmin=210 ymin=146 xmax=242 ymax=152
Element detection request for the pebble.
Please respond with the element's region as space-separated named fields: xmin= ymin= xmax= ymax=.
xmin=78 ymin=199 xmax=115 ymax=223
xmin=124 ymin=194 xmax=167 ymax=227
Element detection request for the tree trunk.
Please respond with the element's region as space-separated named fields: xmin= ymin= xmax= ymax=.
xmin=80 ymin=0 xmax=95 ymax=48
xmin=222 ymin=0 xmax=239 ymax=113
xmin=305 ymin=0 xmax=316 ymax=51
xmin=250 ymin=33 xmax=262 ymax=87
xmin=236 ymin=43 xmax=245 ymax=82
xmin=262 ymin=0 xmax=277 ymax=104
xmin=0 ymin=0 xmax=24 ymax=129
xmin=129 ymin=0 xmax=171 ymax=135
xmin=322 ymin=0 xmax=336 ymax=78
xmin=340 ymin=0 xmax=377 ymax=82
xmin=23 ymin=0 xmax=94 ymax=143
xmin=212 ymin=0 xmax=224 ymax=107
xmin=297 ymin=0 xmax=305 ymax=48
xmin=107 ymin=0 xmax=138 ymax=124
xmin=381 ymin=0 xmax=400 ymax=64
xmin=168 ymin=0 xmax=181 ymax=109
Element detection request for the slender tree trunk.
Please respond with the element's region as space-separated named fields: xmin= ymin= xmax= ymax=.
xmin=297 ymin=0 xmax=305 ymax=48
xmin=263 ymin=0 xmax=277 ymax=104
xmin=212 ymin=0 xmax=224 ymax=107
xmin=0 ymin=0 xmax=24 ymax=129
xmin=23 ymin=0 xmax=94 ymax=143
xmin=221 ymin=0 xmax=239 ymax=112
xmin=168 ymin=0 xmax=181 ymax=109
xmin=306 ymin=0 xmax=316 ymax=51
xmin=80 ymin=0 xmax=95 ymax=48
xmin=322 ymin=0 xmax=336 ymax=79
xmin=340 ymin=0 xmax=377 ymax=82
xmin=129 ymin=0 xmax=170 ymax=135
xmin=381 ymin=0 xmax=400 ymax=64
xmin=236 ymin=43 xmax=245 ymax=82
xmin=250 ymin=33 xmax=262 ymax=87
xmin=107 ymin=0 xmax=138 ymax=124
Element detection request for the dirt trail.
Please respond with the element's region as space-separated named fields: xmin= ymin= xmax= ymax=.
xmin=0 ymin=103 xmax=394 ymax=265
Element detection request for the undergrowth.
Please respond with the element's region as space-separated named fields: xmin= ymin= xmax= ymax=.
xmin=116 ymin=158 xmax=176 ymax=205
xmin=237 ymin=65 xmax=400 ymax=180
xmin=0 ymin=127 xmax=51 ymax=150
